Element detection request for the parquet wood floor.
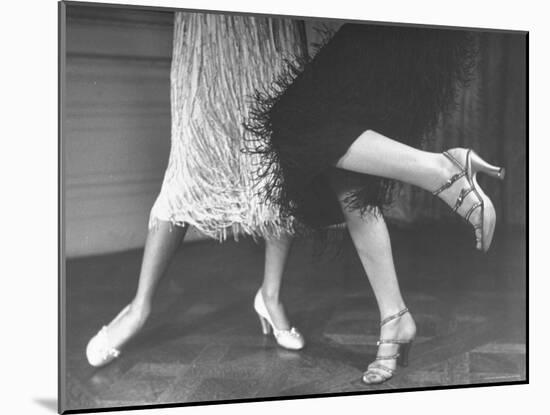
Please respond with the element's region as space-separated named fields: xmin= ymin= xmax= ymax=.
xmin=62 ymin=225 xmax=526 ymax=412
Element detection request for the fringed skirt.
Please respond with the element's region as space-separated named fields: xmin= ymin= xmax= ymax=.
xmin=149 ymin=12 xmax=306 ymax=240
xmin=245 ymin=23 xmax=477 ymax=231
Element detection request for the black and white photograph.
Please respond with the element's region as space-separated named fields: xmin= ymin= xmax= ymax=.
xmin=58 ymin=1 xmax=527 ymax=413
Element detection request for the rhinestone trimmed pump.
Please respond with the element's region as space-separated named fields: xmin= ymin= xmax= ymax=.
xmin=362 ymin=308 xmax=415 ymax=385
xmin=433 ymin=148 xmax=505 ymax=252
xmin=254 ymin=289 xmax=305 ymax=350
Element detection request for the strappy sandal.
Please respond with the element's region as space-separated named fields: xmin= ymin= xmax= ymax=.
xmin=433 ymin=148 xmax=505 ymax=252
xmin=362 ymin=308 xmax=414 ymax=385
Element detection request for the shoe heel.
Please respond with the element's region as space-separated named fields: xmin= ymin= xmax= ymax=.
xmin=397 ymin=342 xmax=413 ymax=367
xmin=470 ymin=151 xmax=505 ymax=180
xmin=258 ymin=314 xmax=271 ymax=335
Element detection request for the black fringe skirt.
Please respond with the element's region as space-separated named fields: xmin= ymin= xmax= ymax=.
xmin=245 ymin=22 xmax=477 ymax=231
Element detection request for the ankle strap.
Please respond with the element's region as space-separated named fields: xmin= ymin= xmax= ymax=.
xmin=432 ymin=150 xmax=468 ymax=196
xmin=380 ymin=308 xmax=409 ymax=327
xmin=432 ymin=171 xmax=467 ymax=196
xmin=443 ymin=150 xmax=465 ymax=170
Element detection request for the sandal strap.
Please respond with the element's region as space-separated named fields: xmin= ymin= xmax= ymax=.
xmin=377 ymin=339 xmax=412 ymax=345
xmin=452 ymin=187 xmax=475 ymax=212
xmin=366 ymin=363 xmax=395 ymax=376
xmin=432 ymin=150 xmax=471 ymax=197
xmin=380 ymin=307 xmax=409 ymax=327
xmin=432 ymin=171 xmax=467 ymax=196
xmin=465 ymin=201 xmax=483 ymax=222
xmin=375 ymin=353 xmax=400 ymax=360
xmin=443 ymin=150 xmax=466 ymax=170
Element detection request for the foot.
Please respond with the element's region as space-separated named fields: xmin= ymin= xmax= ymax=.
xmin=86 ymin=301 xmax=150 ymax=367
xmin=260 ymin=288 xmax=291 ymax=331
xmin=255 ymin=288 xmax=305 ymax=350
xmin=432 ymin=148 xmax=488 ymax=250
xmin=363 ymin=309 xmax=416 ymax=385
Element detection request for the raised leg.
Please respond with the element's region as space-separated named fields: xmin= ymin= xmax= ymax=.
xmin=335 ymin=129 xmax=454 ymax=192
xmin=335 ymin=129 xmax=504 ymax=251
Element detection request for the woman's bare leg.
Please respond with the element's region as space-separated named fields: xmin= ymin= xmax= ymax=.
xmin=343 ymin=206 xmax=416 ymax=380
xmin=97 ymin=220 xmax=188 ymax=350
xmin=343 ymin=206 xmax=415 ymax=326
xmin=345 ymin=208 xmax=406 ymax=317
xmin=335 ymin=129 xmax=490 ymax=247
xmin=329 ymin=171 xmax=416 ymax=380
xmin=335 ymin=129 xmax=454 ymax=192
xmin=260 ymin=234 xmax=294 ymax=330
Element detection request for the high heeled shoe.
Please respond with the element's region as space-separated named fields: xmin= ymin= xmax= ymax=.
xmin=254 ymin=289 xmax=305 ymax=350
xmin=433 ymin=148 xmax=505 ymax=252
xmin=86 ymin=304 xmax=131 ymax=367
xmin=362 ymin=307 xmax=414 ymax=385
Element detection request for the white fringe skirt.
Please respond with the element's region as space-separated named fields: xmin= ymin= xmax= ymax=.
xmin=149 ymin=12 xmax=305 ymax=240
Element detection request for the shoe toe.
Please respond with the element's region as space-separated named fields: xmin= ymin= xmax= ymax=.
xmin=86 ymin=327 xmax=120 ymax=367
xmin=362 ymin=373 xmax=382 ymax=385
xmin=278 ymin=338 xmax=304 ymax=350
xmin=86 ymin=334 xmax=105 ymax=367
xmin=276 ymin=328 xmax=305 ymax=350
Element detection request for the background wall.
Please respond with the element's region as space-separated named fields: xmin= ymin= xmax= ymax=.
xmin=63 ymin=5 xmax=526 ymax=258
xmin=64 ymin=6 xmax=176 ymax=257
xmin=394 ymin=31 xmax=526 ymax=226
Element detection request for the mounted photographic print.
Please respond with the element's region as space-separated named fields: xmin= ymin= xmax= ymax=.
xmin=58 ymin=0 xmax=527 ymax=413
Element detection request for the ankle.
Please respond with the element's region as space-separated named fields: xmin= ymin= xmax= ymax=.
xmin=425 ymin=152 xmax=462 ymax=194
xmin=379 ymin=303 xmax=407 ymax=321
xmin=415 ymin=153 xmax=454 ymax=193
xmin=129 ymin=300 xmax=152 ymax=324
xmin=439 ymin=151 xmax=456 ymax=173
xmin=260 ymin=287 xmax=281 ymax=304
xmin=379 ymin=309 xmax=416 ymax=336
